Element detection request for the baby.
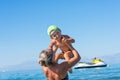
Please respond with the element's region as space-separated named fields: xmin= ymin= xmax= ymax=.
xmin=47 ymin=25 xmax=75 ymax=73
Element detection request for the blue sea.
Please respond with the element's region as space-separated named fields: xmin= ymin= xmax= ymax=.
xmin=0 ymin=64 xmax=120 ymax=80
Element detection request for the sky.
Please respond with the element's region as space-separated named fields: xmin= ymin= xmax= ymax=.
xmin=0 ymin=0 xmax=120 ymax=68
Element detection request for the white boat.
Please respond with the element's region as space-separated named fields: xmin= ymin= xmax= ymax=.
xmin=74 ymin=58 xmax=107 ymax=69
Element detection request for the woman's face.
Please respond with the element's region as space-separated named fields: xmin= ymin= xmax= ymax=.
xmin=51 ymin=30 xmax=61 ymax=40
xmin=39 ymin=50 xmax=54 ymax=66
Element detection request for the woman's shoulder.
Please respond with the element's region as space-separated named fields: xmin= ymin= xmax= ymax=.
xmin=58 ymin=61 xmax=70 ymax=71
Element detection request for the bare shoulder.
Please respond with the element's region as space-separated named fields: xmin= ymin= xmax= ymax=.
xmin=42 ymin=66 xmax=47 ymax=72
xmin=59 ymin=61 xmax=70 ymax=71
xmin=51 ymin=39 xmax=56 ymax=44
xmin=49 ymin=39 xmax=56 ymax=46
xmin=42 ymin=66 xmax=49 ymax=78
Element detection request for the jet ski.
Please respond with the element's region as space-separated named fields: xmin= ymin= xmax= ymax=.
xmin=74 ymin=58 xmax=107 ymax=69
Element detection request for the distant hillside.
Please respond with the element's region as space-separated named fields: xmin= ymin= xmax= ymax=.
xmin=100 ymin=53 xmax=120 ymax=65
xmin=1 ymin=53 xmax=120 ymax=71
xmin=0 ymin=60 xmax=41 ymax=72
xmin=78 ymin=53 xmax=120 ymax=65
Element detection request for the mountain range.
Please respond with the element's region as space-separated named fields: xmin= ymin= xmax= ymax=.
xmin=81 ymin=53 xmax=120 ymax=65
xmin=1 ymin=53 xmax=120 ymax=71
xmin=100 ymin=53 xmax=120 ymax=64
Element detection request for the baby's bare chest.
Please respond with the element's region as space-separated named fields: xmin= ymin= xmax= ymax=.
xmin=56 ymin=41 xmax=66 ymax=48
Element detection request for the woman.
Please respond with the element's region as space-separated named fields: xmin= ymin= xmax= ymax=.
xmin=38 ymin=43 xmax=81 ymax=80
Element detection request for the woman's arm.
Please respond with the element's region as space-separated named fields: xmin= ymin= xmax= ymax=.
xmin=63 ymin=42 xmax=81 ymax=68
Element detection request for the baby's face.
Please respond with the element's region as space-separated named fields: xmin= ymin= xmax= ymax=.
xmin=51 ymin=30 xmax=61 ymax=40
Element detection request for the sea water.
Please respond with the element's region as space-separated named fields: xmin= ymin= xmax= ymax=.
xmin=0 ymin=64 xmax=120 ymax=80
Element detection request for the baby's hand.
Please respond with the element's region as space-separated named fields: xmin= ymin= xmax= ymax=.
xmin=62 ymin=37 xmax=69 ymax=43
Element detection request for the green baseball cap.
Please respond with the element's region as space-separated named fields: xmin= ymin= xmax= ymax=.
xmin=47 ymin=25 xmax=61 ymax=37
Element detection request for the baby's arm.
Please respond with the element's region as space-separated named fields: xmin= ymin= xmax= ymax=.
xmin=48 ymin=40 xmax=59 ymax=63
xmin=48 ymin=40 xmax=58 ymax=54
xmin=63 ymin=35 xmax=75 ymax=44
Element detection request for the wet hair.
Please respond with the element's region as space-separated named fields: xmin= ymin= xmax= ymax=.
xmin=39 ymin=50 xmax=53 ymax=67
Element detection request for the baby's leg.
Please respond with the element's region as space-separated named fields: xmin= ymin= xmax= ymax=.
xmin=55 ymin=52 xmax=64 ymax=62
xmin=64 ymin=51 xmax=73 ymax=61
xmin=64 ymin=51 xmax=73 ymax=73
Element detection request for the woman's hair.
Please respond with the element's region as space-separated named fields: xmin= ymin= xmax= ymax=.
xmin=39 ymin=49 xmax=53 ymax=67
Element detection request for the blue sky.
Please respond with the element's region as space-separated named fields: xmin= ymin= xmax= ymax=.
xmin=0 ymin=0 xmax=120 ymax=68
